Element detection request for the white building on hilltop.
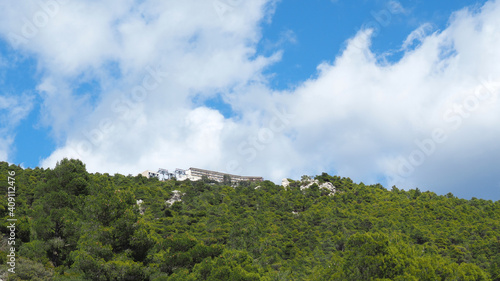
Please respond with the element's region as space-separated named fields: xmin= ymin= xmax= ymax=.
xmin=141 ymin=167 xmax=263 ymax=183
xmin=141 ymin=170 xmax=160 ymax=179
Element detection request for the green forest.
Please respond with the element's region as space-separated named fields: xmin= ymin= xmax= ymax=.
xmin=1 ymin=159 xmax=499 ymax=280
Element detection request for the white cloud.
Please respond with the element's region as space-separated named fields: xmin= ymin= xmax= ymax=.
xmin=0 ymin=133 xmax=13 ymax=162
xmin=0 ymin=93 xmax=34 ymax=161
xmin=402 ymin=23 xmax=434 ymax=50
xmin=0 ymin=0 xmax=499 ymax=199
xmin=0 ymin=94 xmax=33 ymax=125
xmin=219 ymin=0 xmax=500 ymax=198
xmin=263 ymin=0 xmax=500 ymax=198
xmin=0 ymin=0 xmax=278 ymax=172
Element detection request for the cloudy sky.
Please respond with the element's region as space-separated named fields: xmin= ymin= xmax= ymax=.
xmin=1 ymin=0 xmax=499 ymax=200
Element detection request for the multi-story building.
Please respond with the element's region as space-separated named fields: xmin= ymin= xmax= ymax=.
xmin=141 ymin=167 xmax=263 ymax=183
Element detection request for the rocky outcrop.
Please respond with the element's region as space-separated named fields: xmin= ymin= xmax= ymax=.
xmin=281 ymin=178 xmax=336 ymax=195
xmin=165 ymin=190 xmax=184 ymax=207
xmin=282 ymin=178 xmax=290 ymax=189
xmin=300 ymin=179 xmax=336 ymax=196
xmin=136 ymin=199 xmax=145 ymax=215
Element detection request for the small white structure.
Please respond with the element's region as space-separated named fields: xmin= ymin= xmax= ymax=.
xmin=141 ymin=170 xmax=160 ymax=179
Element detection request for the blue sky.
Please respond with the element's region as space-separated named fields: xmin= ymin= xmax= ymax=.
xmin=1 ymin=0 xmax=499 ymax=200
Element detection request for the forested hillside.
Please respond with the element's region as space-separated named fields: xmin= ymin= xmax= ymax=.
xmin=1 ymin=159 xmax=499 ymax=280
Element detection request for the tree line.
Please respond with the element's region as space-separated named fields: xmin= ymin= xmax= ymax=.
xmin=0 ymin=159 xmax=499 ymax=280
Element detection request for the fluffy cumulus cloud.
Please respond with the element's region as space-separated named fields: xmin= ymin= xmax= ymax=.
xmin=0 ymin=0 xmax=499 ymax=199
xmin=270 ymin=0 xmax=500 ymax=199
xmin=0 ymin=0 xmax=277 ymax=164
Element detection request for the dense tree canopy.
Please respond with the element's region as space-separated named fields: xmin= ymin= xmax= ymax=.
xmin=0 ymin=160 xmax=499 ymax=280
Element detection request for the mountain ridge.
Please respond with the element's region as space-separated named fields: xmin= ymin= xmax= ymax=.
xmin=0 ymin=159 xmax=499 ymax=280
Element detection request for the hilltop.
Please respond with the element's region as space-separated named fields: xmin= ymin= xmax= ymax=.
xmin=1 ymin=159 xmax=499 ymax=280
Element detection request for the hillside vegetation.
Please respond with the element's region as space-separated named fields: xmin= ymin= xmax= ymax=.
xmin=1 ymin=159 xmax=499 ymax=280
